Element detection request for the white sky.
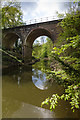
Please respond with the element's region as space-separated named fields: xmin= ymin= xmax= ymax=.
xmin=21 ymin=0 xmax=73 ymax=24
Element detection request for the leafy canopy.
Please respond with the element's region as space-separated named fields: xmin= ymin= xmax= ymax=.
xmin=41 ymin=1 xmax=80 ymax=112
xmin=2 ymin=0 xmax=23 ymax=28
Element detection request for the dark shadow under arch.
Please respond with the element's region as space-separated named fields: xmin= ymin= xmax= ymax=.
xmin=2 ymin=32 xmax=20 ymax=49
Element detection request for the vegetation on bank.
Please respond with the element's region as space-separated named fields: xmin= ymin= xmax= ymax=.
xmin=41 ymin=2 xmax=80 ymax=112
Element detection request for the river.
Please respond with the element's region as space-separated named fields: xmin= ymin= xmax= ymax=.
xmin=2 ymin=60 xmax=80 ymax=118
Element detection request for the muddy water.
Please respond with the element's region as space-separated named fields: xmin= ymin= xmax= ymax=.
xmin=2 ymin=62 xmax=80 ymax=118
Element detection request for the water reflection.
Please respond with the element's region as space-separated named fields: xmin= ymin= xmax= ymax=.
xmin=2 ymin=62 xmax=80 ymax=118
xmin=11 ymin=103 xmax=55 ymax=118
xmin=32 ymin=69 xmax=51 ymax=90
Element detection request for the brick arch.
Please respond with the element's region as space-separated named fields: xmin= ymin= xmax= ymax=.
xmin=2 ymin=32 xmax=21 ymax=49
xmin=26 ymin=27 xmax=53 ymax=47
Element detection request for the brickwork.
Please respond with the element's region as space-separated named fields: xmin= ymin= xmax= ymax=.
xmin=2 ymin=19 xmax=62 ymax=63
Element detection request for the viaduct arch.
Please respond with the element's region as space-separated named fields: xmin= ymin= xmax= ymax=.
xmin=2 ymin=19 xmax=61 ymax=63
xmin=24 ymin=27 xmax=53 ymax=61
xmin=3 ymin=32 xmax=20 ymax=49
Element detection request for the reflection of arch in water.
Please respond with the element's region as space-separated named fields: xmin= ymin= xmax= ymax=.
xmin=32 ymin=69 xmax=52 ymax=90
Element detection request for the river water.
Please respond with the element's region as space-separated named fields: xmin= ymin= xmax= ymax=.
xmin=2 ymin=61 xmax=80 ymax=118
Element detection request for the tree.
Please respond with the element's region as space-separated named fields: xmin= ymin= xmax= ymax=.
xmin=1 ymin=1 xmax=24 ymax=66
xmin=32 ymin=42 xmax=41 ymax=59
xmin=32 ymin=37 xmax=53 ymax=59
xmin=2 ymin=1 xmax=23 ymax=28
xmin=41 ymin=2 xmax=80 ymax=112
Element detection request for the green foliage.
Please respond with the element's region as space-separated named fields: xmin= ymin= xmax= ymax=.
xmin=0 ymin=48 xmax=24 ymax=65
xmin=59 ymin=11 xmax=80 ymax=40
xmin=32 ymin=42 xmax=42 ymax=59
xmin=41 ymin=94 xmax=60 ymax=111
xmin=41 ymin=45 xmax=48 ymax=58
xmin=56 ymin=11 xmax=64 ymax=18
xmin=61 ymin=84 xmax=80 ymax=112
xmin=42 ymin=84 xmax=80 ymax=112
xmin=2 ymin=1 xmax=23 ymax=28
xmin=32 ymin=37 xmax=53 ymax=59
xmin=41 ymin=3 xmax=80 ymax=112
xmin=43 ymin=35 xmax=80 ymax=112
xmin=64 ymin=84 xmax=80 ymax=111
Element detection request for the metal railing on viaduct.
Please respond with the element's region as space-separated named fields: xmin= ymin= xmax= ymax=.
xmin=22 ymin=16 xmax=63 ymax=26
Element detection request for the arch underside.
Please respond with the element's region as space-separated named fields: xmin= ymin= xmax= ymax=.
xmin=2 ymin=33 xmax=20 ymax=49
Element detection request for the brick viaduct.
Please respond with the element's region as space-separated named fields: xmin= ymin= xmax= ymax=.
xmin=2 ymin=19 xmax=62 ymax=63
